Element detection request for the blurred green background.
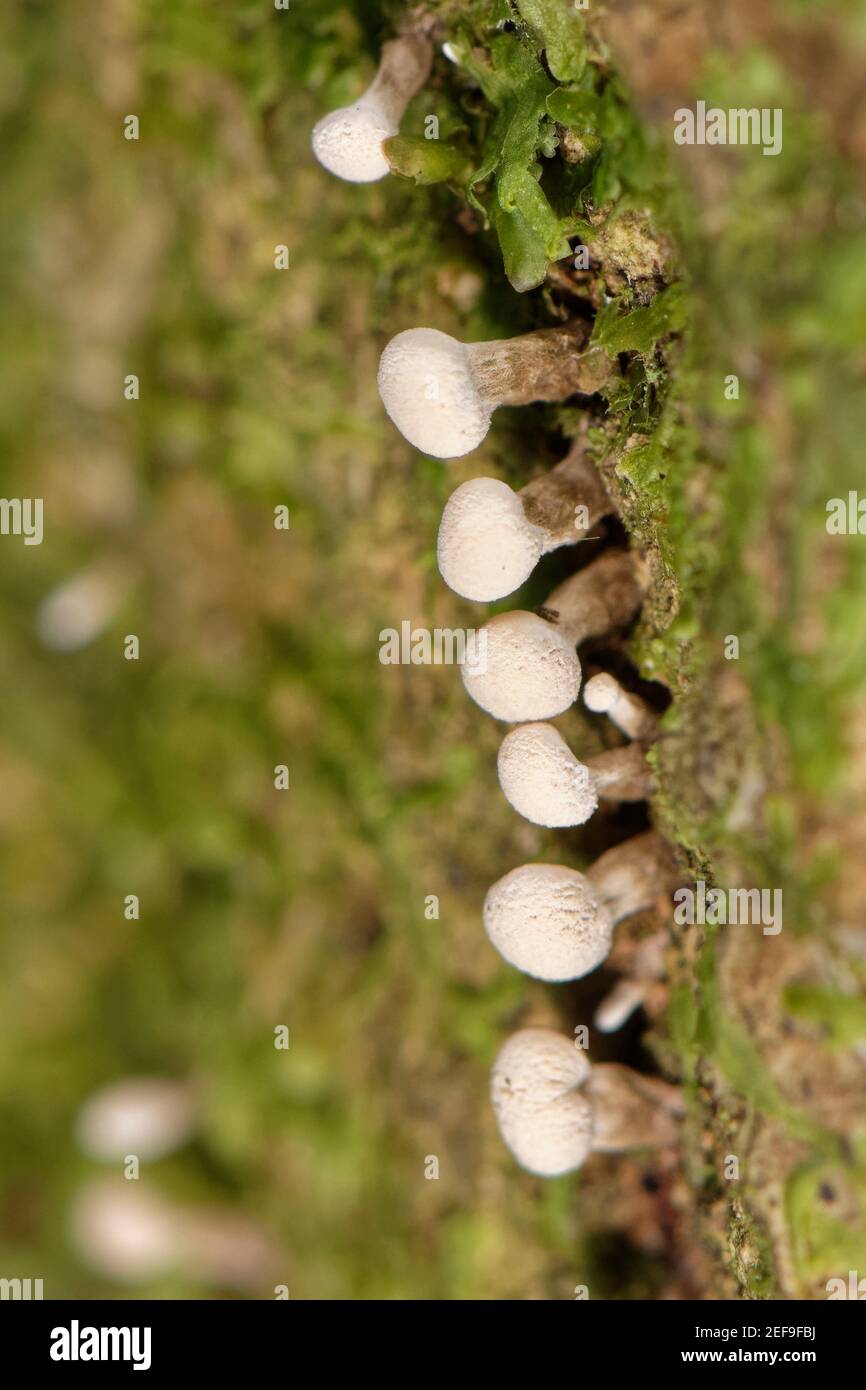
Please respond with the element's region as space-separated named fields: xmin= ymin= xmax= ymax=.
xmin=1 ymin=0 xmax=866 ymax=1300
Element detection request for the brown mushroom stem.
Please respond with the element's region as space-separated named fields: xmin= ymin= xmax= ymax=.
xmin=586 ymin=742 xmax=653 ymax=802
xmin=542 ymin=550 xmax=649 ymax=646
xmin=519 ymin=445 xmax=613 ymax=546
xmin=367 ymin=34 xmax=433 ymax=126
xmin=468 ymin=328 xmax=613 ymax=406
xmin=586 ymin=830 xmax=675 ymax=922
xmin=586 ymin=1064 xmax=684 ymax=1152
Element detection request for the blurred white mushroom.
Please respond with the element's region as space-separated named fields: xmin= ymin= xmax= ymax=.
xmin=71 ymin=1181 xmax=181 ymax=1284
xmin=497 ymin=722 xmax=651 ymax=827
xmin=491 ymin=1028 xmax=683 ymax=1177
xmin=377 ymin=325 xmax=611 ymax=458
xmin=461 ymin=550 xmax=648 ymax=722
xmin=75 ymin=1077 xmax=197 ymax=1162
xmin=71 ymin=1178 xmax=277 ymax=1290
xmin=312 ymin=34 xmax=432 ymax=183
xmin=37 ymin=563 xmax=130 ymax=652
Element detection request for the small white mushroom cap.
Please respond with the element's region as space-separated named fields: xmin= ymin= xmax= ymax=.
xmin=583 ymin=672 xmax=623 ymax=714
xmin=377 ymin=328 xmax=491 ymax=457
xmin=484 ymin=863 xmax=614 ymax=981
xmin=461 ymin=610 xmax=580 ymax=722
xmin=75 ymin=1077 xmax=196 ymax=1163
xmin=583 ymin=671 xmax=657 ymax=740
xmin=311 ymin=98 xmax=396 ymax=183
xmin=490 ymin=1029 xmax=593 ymax=1177
xmin=497 ymin=722 xmax=598 ymax=827
xmin=437 ymin=477 xmax=545 ymax=601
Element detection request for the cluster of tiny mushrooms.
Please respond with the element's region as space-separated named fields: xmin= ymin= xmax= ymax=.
xmin=312 ymin=24 xmax=684 ymax=1178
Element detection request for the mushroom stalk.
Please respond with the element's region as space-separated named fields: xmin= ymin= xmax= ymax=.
xmin=584 ymin=1063 xmax=684 ymax=1152
xmin=543 ymin=550 xmax=648 ymax=645
xmin=490 ymin=1029 xmax=683 ymax=1177
xmin=594 ymin=932 xmax=668 ymax=1034
xmin=519 ymin=446 xmax=612 ymax=547
xmin=467 ymin=326 xmax=611 ymax=407
xmin=583 ymin=671 xmax=657 ymax=740
xmin=589 ymin=742 xmax=652 ymax=802
xmin=593 ymin=978 xmax=649 ymax=1034
xmin=437 ymin=447 xmax=612 ymax=602
xmin=378 ymin=325 xmax=612 ymax=458
xmin=586 ymin=830 xmax=674 ymax=921
xmin=312 ymin=34 xmax=433 ymax=183
xmin=461 ymin=550 xmax=648 ymax=723
xmin=496 ymin=723 xmax=651 ymax=828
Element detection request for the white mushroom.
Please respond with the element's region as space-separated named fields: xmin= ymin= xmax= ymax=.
xmin=377 ymin=325 xmax=611 ymax=458
xmin=490 ymin=1028 xmax=593 ymax=1178
xmin=74 ymin=1077 xmax=196 ymax=1163
xmin=497 ymin=722 xmax=651 ymax=828
xmin=312 ymin=34 xmax=433 ymax=183
xmin=461 ymin=549 xmax=648 ymax=722
xmin=437 ymin=448 xmax=612 ymax=601
xmin=484 ymin=862 xmax=613 ymax=981
xmin=483 ymin=831 xmax=673 ymax=981
xmin=583 ymin=671 xmax=657 ymax=740
xmin=491 ymin=1028 xmax=683 ymax=1177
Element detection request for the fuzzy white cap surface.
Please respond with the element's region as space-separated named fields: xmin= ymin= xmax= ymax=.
xmin=437 ymin=477 xmax=544 ymax=601
xmin=311 ymin=100 xmax=395 ymax=182
xmin=461 ymin=610 xmax=580 ymax=722
xmin=490 ymin=1028 xmax=593 ymax=1176
xmin=377 ymin=328 xmax=492 ymax=457
xmin=484 ymin=862 xmax=614 ymax=981
xmin=75 ymin=1077 xmax=195 ymax=1162
xmin=497 ymin=722 xmax=598 ymax=827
